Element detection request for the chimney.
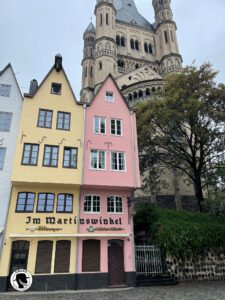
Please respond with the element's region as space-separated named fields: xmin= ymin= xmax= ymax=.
xmin=29 ymin=79 xmax=38 ymax=95
xmin=54 ymin=54 xmax=63 ymax=72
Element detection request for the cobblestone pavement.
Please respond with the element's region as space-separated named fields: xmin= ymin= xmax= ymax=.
xmin=1 ymin=281 xmax=225 ymax=300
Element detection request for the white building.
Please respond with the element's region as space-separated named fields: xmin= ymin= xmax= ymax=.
xmin=0 ymin=64 xmax=23 ymax=251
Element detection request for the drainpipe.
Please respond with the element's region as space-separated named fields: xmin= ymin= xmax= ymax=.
xmin=130 ymin=110 xmax=137 ymax=189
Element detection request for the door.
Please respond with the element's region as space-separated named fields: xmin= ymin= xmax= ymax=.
xmin=108 ymin=240 xmax=125 ymax=287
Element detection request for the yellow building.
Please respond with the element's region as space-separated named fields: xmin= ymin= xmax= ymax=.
xmin=0 ymin=55 xmax=84 ymax=291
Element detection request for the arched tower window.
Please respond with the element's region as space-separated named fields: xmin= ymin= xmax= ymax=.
xmin=138 ymin=90 xmax=143 ymax=98
xmin=85 ymin=66 xmax=88 ymax=78
xmin=164 ymin=31 xmax=168 ymax=43
xmin=121 ymin=37 xmax=125 ymax=47
xmin=149 ymin=44 xmax=153 ymax=54
xmin=100 ymin=14 xmax=103 ymax=26
xmin=135 ymin=64 xmax=139 ymax=69
xmin=144 ymin=42 xmax=148 ymax=53
xmin=135 ymin=40 xmax=139 ymax=51
xmin=128 ymin=94 xmax=132 ymax=101
xmin=130 ymin=39 xmax=135 ymax=50
xmin=146 ymin=88 xmax=150 ymax=96
xmin=90 ymin=66 xmax=93 ymax=77
xmin=106 ymin=13 xmax=109 ymax=25
xmin=133 ymin=92 xmax=137 ymax=100
xmin=116 ymin=35 xmax=120 ymax=46
xmin=99 ymin=62 xmax=102 ymax=70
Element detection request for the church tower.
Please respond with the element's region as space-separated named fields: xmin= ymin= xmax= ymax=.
xmin=94 ymin=0 xmax=117 ymax=90
xmin=152 ymin=0 xmax=182 ymax=75
xmin=81 ymin=22 xmax=96 ymax=103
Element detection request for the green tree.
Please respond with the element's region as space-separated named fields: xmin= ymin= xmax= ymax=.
xmin=136 ymin=63 xmax=225 ymax=212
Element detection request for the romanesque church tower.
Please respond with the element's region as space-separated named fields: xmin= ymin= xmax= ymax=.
xmin=81 ymin=0 xmax=182 ymax=104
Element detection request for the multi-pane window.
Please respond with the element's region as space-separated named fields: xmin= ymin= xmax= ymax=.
xmin=16 ymin=192 xmax=35 ymax=212
xmin=94 ymin=116 xmax=106 ymax=134
xmin=0 ymin=147 xmax=6 ymax=170
xmin=90 ymin=150 xmax=106 ymax=170
xmin=107 ymin=196 xmax=123 ymax=213
xmin=37 ymin=109 xmax=53 ymax=128
xmin=84 ymin=195 xmax=100 ymax=213
xmin=111 ymin=152 xmax=126 ymax=171
xmin=0 ymin=112 xmax=12 ymax=131
xmin=22 ymin=143 xmax=39 ymax=166
xmin=63 ymin=147 xmax=78 ymax=168
xmin=51 ymin=83 xmax=61 ymax=95
xmin=0 ymin=84 xmax=11 ymax=97
xmin=111 ymin=119 xmax=122 ymax=136
xmin=37 ymin=193 xmax=55 ymax=212
xmin=57 ymin=112 xmax=70 ymax=130
xmin=57 ymin=194 xmax=73 ymax=213
xmin=105 ymin=91 xmax=114 ymax=102
xmin=43 ymin=145 xmax=59 ymax=167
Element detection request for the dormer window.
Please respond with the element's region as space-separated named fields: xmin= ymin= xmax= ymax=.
xmin=51 ymin=83 xmax=61 ymax=95
xmin=105 ymin=91 xmax=114 ymax=102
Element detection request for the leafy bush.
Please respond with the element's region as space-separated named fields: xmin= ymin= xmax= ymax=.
xmin=134 ymin=203 xmax=225 ymax=258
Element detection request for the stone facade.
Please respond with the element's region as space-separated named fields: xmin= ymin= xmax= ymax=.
xmin=166 ymin=249 xmax=225 ymax=282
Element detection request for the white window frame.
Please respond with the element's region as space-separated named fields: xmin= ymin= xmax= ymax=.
xmin=90 ymin=150 xmax=106 ymax=171
xmin=93 ymin=116 xmax=106 ymax=135
xmin=84 ymin=195 xmax=101 ymax=213
xmin=0 ymin=112 xmax=13 ymax=132
xmin=110 ymin=151 xmax=126 ymax=172
xmin=110 ymin=118 xmax=123 ymax=136
xmin=105 ymin=91 xmax=114 ymax=103
xmin=107 ymin=196 xmax=123 ymax=214
xmin=0 ymin=147 xmax=7 ymax=170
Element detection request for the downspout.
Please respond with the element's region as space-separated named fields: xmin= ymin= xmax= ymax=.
xmin=76 ymin=103 xmax=87 ymax=279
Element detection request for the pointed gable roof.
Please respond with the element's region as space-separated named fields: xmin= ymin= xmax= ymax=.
xmin=89 ymin=74 xmax=132 ymax=111
xmin=115 ymin=0 xmax=153 ymax=30
xmin=116 ymin=65 xmax=163 ymax=89
xmin=0 ymin=63 xmax=23 ymax=99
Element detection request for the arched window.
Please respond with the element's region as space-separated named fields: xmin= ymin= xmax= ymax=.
xmin=146 ymin=88 xmax=150 ymax=96
xmin=133 ymin=92 xmax=137 ymax=100
xmin=100 ymin=14 xmax=103 ymax=26
xmin=85 ymin=66 xmax=87 ymax=78
xmin=135 ymin=64 xmax=139 ymax=69
xmin=135 ymin=40 xmax=139 ymax=51
xmin=106 ymin=13 xmax=109 ymax=25
xmin=128 ymin=94 xmax=133 ymax=101
xmin=99 ymin=62 xmax=102 ymax=70
xmin=116 ymin=35 xmax=120 ymax=46
xmin=118 ymin=60 xmax=125 ymax=68
xmin=149 ymin=44 xmax=153 ymax=54
xmin=90 ymin=66 xmax=93 ymax=77
xmin=121 ymin=36 xmax=125 ymax=47
xmin=130 ymin=39 xmax=135 ymax=50
xmin=164 ymin=31 xmax=168 ymax=43
xmin=152 ymin=87 xmax=156 ymax=92
xmin=138 ymin=90 xmax=143 ymax=98
xmin=144 ymin=42 xmax=148 ymax=53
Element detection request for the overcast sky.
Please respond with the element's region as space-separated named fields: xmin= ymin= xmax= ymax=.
xmin=0 ymin=0 xmax=225 ymax=97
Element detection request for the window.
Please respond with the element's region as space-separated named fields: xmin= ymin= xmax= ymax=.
xmin=0 ymin=84 xmax=11 ymax=97
xmin=63 ymin=147 xmax=78 ymax=168
xmin=16 ymin=192 xmax=35 ymax=212
xmin=100 ymin=14 xmax=103 ymax=26
xmin=170 ymin=30 xmax=174 ymax=42
xmin=0 ymin=147 xmax=6 ymax=170
xmin=37 ymin=193 xmax=55 ymax=212
xmin=82 ymin=240 xmax=100 ymax=272
xmin=164 ymin=31 xmax=168 ymax=43
xmin=99 ymin=62 xmax=102 ymax=70
xmin=107 ymin=196 xmax=123 ymax=213
xmin=90 ymin=150 xmax=106 ymax=170
xmin=149 ymin=44 xmax=153 ymax=54
xmin=116 ymin=35 xmax=120 ymax=46
xmin=37 ymin=109 xmax=53 ymax=128
xmin=94 ymin=116 xmax=106 ymax=134
xmin=121 ymin=36 xmax=125 ymax=47
xmin=54 ymin=241 xmax=71 ymax=273
xmin=57 ymin=112 xmax=70 ymax=130
xmin=106 ymin=13 xmax=109 ymax=25
xmin=111 ymin=119 xmax=122 ymax=136
xmin=130 ymin=39 xmax=134 ymax=49
xmin=57 ymin=194 xmax=73 ymax=213
xmin=90 ymin=66 xmax=93 ymax=77
xmin=84 ymin=195 xmax=100 ymax=213
xmin=51 ymin=83 xmax=61 ymax=95
xmin=0 ymin=112 xmax=12 ymax=131
xmin=35 ymin=241 xmax=53 ymax=274
xmin=111 ymin=152 xmax=126 ymax=171
xmin=135 ymin=40 xmax=139 ymax=51
xmin=22 ymin=143 xmax=39 ymax=166
xmin=105 ymin=91 xmax=114 ymax=102
xmin=43 ymin=145 xmax=59 ymax=167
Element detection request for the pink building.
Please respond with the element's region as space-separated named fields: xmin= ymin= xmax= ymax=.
xmin=77 ymin=75 xmax=141 ymax=289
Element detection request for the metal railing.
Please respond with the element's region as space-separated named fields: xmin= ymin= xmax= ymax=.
xmin=135 ymin=245 xmax=163 ymax=276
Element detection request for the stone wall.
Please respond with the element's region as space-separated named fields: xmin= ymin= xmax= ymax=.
xmin=166 ymin=249 xmax=225 ymax=282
